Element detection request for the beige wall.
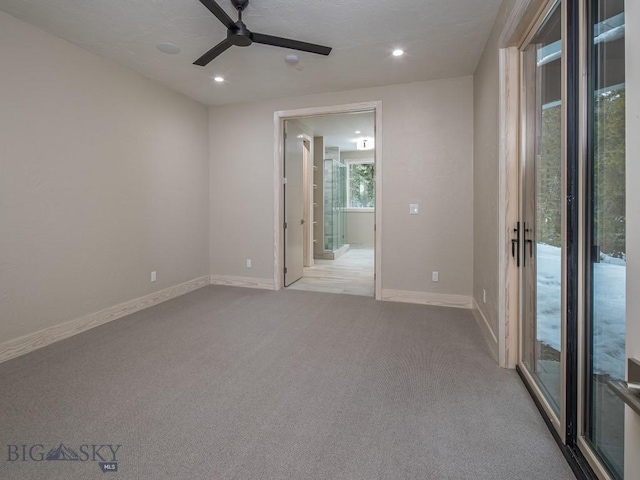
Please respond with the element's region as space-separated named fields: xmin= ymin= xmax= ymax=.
xmin=0 ymin=11 xmax=210 ymax=343
xmin=346 ymin=212 xmax=375 ymax=248
xmin=472 ymin=0 xmax=517 ymax=338
xmin=626 ymin=0 xmax=640 ymax=475
xmin=210 ymin=77 xmax=474 ymax=297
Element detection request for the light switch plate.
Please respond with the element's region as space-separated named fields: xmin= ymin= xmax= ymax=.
xmin=410 ymin=204 xmax=419 ymax=215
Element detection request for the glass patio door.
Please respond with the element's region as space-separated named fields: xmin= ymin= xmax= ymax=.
xmin=516 ymin=1 xmax=628 ymax=478
xmin=519 ymin=0 xmax=565 ymax=427
xmin=580 ymin=1 xmax=626 ymax=478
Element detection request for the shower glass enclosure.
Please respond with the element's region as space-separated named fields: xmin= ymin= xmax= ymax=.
xmin=323 ymin=159 xmax=347 ymax=252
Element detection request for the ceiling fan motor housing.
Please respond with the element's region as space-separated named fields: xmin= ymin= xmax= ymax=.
xmin=228 ymin=22 xmax=252 ymax=46
xmin=231 ymin=0 xmax=249 ymax=11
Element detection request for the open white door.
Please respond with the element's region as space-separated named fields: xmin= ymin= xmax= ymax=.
xmin=283 ymin=120 xmax=304 ymax=287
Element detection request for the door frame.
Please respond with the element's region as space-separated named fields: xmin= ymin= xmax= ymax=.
xmin=516 ymin=0 xmax=569 ymax=443
xmin=624 ymin=4 xmax=640 ymax=477
xmin=302 ymin=137 xmax=313 ymax=268
xmin=498 ymin=0 xmax=553 ymax=371
xmin=273 ymin=101 xmax=383 ymax=299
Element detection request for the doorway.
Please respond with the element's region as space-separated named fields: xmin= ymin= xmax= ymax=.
xmin=274 ymin=102 xmax=382 ymax=299
xmin=283 ymin=112 xmax=375 ymax=296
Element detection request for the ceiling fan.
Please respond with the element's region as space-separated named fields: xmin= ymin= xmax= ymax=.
xmin=194 ymin=0 xmax=332 ymax=66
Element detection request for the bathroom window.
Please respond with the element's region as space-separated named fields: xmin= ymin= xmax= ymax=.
xmin=346 ymin=159 xmax=374 ymax=210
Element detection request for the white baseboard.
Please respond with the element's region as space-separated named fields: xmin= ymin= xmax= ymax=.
xmin=0 ymin=275 xmax=210 ymax=365
xmin=209 ymin=275 xmax=275 ymax=290
xmin=472 ymin=299 xmax=499 ymax=362
xmin=381 ymin=289 xmax=473 ymax=309
xmin=472 ymin=299 xmax=499 ymax=343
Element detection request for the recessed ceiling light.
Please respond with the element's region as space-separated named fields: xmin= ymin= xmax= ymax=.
xmin=213 ymin=76 xmax=224 ymax=83
xmin=355 ymin=131 xmax=361 ymax=134
xmin=157 ymin=43 xmax=181 ymax=54
xmin=392 ymin=49 xmax=404 ymax=57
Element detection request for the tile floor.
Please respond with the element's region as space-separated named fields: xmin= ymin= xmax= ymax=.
xmin=286 ymin=247 xmax=374 ymax=297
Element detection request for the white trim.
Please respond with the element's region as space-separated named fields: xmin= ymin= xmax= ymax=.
xmin=381 ymin=289 xmax=473 ymax=309
xmin=209 ymin=275 xmax=275 ymax=290
xmin=472 ymin=299 xmax=499 ymax=344
xmin=473 ymin=299 xmax=500 ymax=362
xmin=273 ymin=101 xmax=383 ymax=299
xmin=0 ymin=276 xmax=210 ymax=364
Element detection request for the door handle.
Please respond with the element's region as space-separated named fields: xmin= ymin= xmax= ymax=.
xmin=523 ymin=223 xmax=533 ymax=267
xmin=511 ymin=222 xmax=521 ymax=267
xmin=609 ymin=359 xmax=640 ymax=416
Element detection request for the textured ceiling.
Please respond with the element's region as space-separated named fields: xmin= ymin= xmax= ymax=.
xmin=0 ymin=0 xmax=502 ymax=106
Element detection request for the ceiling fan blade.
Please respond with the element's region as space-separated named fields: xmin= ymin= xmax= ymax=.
xmin=198 ymin=0 xmax=236 ymax=30
xmin=252 ymin=33 xmax=332 ymax=56
xmin=194 ymin=39 xmax=233 ymax=66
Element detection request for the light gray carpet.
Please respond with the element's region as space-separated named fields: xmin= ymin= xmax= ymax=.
xmin=0 ymin=286 xmax=575 ymax=479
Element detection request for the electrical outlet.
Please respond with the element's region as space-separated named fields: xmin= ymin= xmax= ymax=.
xmin=483 ymin=289 xmax=486 ymax=304
xmin=151 ymin=271 xmax=157 ymax=282
xmin=432 ymin=271 xmax=439 ymax=282
xmin=246 ymin=259 xmax=252 ymax=269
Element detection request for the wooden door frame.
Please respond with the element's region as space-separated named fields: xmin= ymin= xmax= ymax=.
xmin=302 ymin=137 xmax=313 ymax=268
xmin=498 ymin=0 xmax=552 ymax=370
xmin=273 ymin=101 xmax=383 ymax=298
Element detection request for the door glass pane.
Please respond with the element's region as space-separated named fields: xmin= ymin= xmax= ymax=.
xmin=586 ymin=1 xmax=625 ymax=478
xmin=521 ymin=2 xmax=563 ymax=416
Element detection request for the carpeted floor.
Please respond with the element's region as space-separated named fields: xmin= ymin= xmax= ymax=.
xmin=0 ymin=286 xmax=575 ymax=479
